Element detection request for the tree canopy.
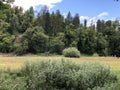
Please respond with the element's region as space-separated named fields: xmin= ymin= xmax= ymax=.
xmin=0 ymin=2 xmax=120 ymax=57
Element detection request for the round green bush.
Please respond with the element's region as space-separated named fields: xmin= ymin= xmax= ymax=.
xmin=21 ymin=60 xmax=117 ymax=90
xmin=62 ymin=47 xmax=80 ymax=57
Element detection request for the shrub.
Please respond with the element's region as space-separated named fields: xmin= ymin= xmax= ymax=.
xmin=14 ymin=40 xmax=28 ymax=55
xmin=62 ymin=47 xmax=80 ymax=57
xmin=21 ymin=60 xmax=117 ymax=90
xmin=0 ymin=70 xmax=25 ymax=90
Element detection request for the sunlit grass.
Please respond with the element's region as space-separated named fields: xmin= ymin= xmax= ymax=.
xmin=0 ymin=56 xmax=120 ymax=72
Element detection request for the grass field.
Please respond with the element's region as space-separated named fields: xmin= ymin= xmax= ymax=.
xmin=1 ymin=56 xmax=120 ymax=90
xmin=0 ymin=55 xmax=120 ymax=81
xmin=0 ymin=55 xmax=120 ymax=71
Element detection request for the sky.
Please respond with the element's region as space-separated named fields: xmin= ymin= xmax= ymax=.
xmin=13 ymin=0 xmax=120 ymax=26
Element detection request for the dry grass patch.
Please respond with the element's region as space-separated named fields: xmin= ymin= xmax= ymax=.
xmin=0 ymin=56 xmax=120 ymax=71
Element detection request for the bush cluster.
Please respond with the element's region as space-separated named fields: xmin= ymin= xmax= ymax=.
xmin=62 ymin=47 xmax=80 ymax=58
xmin=21 ymin=60 xmax=117 ymax=90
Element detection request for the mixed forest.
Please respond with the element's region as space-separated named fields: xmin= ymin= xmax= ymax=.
xmin=0 ymin=1 xmax=120 ymax=57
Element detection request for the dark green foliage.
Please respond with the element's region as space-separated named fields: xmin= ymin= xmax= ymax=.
xmin=0 ymin=20 xmax=10 ymax=32
xmin=0 ymin=32 xmax=15 ymax=53
xmin=72 ymin=13 xmax=80 ymax=28
xmin=108 ymin=32 xmax=120 ymax=57
xmin=64 ymin=24 xmax=79 ymax=47
xmin=14 ymin=40 xmax=28 ymax=55
xmin=50 ymin=12 xmax=57 ymax=36
xmin=31 ymin=31 xmax=48 ymax=53
xmin=50 ymin=33 xmax=65 ymax=54
xmin=54 ymin=10 xmax=65 ymax=33
xmin=97 ymin=20 xmax=105 ymax=33
xmin=4 ymin=7 xmax=24 ymax=34
xmin=49 ymin=10 xmax=65 ymax=36
xmin=65 ymin=11 xmax=73 ymax=25
xmin=20 ymin=7 xmax=34 ymax=33
xmin=0 ymin=1 xmax=11 ymax=10
xmin=62 ymin=47 xmax=80 ymax=57
xmin=22 ymin=26 xmax=49 ymax=53
xmin=96 ymin=33 xmax=108 ymax=56
xmin=84 ymin=19 xmax=87 ymax=29
xmin=78 ymin=28 xmax=96 ymax=55
xmin=0 ymin=0 xmax=14 ymax=4
xmin=36 ymin=6 xmax=52 ymax=35
xmin=21 ymin=60 xmax=117 ymax=90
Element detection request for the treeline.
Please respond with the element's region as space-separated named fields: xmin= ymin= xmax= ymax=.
xmin=0 ymin=1 xmax=120 ymax=56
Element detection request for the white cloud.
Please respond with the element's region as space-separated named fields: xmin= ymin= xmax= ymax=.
xmin=13 ymin=0 xmax=63 ymax=10
xmin=86 ymin=12 xmax=109 ymax=26
xmin=80 ymin=16 xmax=89 ymax=21
xmin=89 ymin=17 xmax=96 ymax=22
xmin=62 ymin=13 xmax=67 ymax=18
xmin=87 ymin=17 xmax=97 ymax=26
xmin=106 ymin=17 xmax=116 ymax=21
xmin=97 ymin=12 xmax=108 ymax=18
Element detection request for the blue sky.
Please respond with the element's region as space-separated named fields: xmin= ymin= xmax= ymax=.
xmin=13 ymin=0 xmax=120 ymax=25
xmin=50 ymin=0 xmax=120 ymax=25
xmin=51 ymin=0 xmax=119 ymax=17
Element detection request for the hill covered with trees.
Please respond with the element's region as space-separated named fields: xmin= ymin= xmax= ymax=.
xmin=0 ymin=1 xmax=120 ymax=57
